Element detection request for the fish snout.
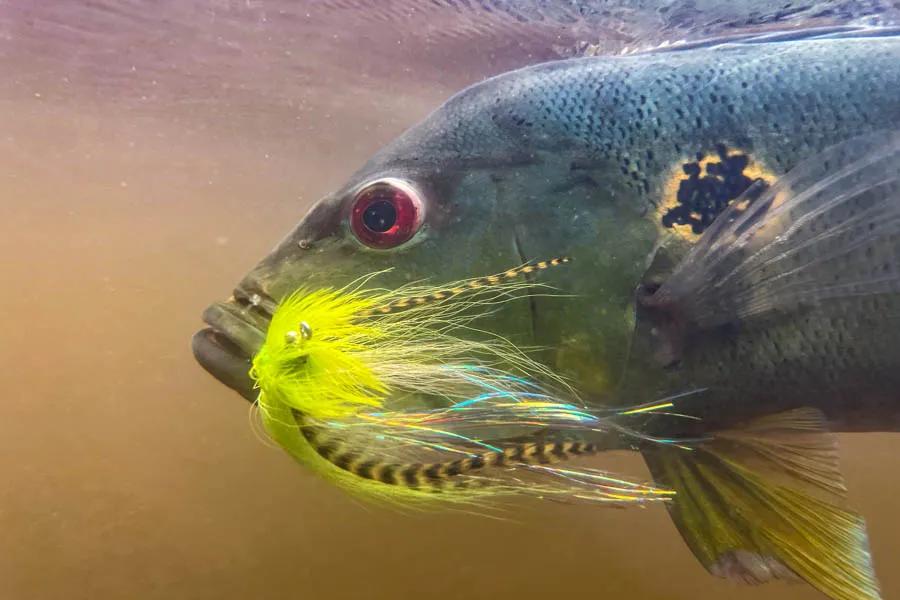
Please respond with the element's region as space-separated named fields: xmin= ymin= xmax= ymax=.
xmin=192 ymin=285 xmax=277 ymax=401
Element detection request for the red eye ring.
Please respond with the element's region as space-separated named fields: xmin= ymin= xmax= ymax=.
xmin=350 ymin=178 xmax=424 ymax=249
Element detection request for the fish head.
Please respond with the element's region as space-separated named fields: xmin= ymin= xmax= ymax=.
xmin=194 ymin=75 xmax=660 ymax=401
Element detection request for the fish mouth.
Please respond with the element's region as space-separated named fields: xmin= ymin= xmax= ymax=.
xmin=192 ymin=287 xmax=276 ymax=401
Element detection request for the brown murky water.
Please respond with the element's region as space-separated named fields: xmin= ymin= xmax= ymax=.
xmin=2 ymin=3 xmax=899 ymax=599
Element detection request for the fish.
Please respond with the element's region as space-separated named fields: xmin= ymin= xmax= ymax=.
xmin=193 ymin=27 xmax=900 ymax=600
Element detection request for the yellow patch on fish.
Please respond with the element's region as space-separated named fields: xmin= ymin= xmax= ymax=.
xmin=657 ymin=145 xmax=776 ymax=242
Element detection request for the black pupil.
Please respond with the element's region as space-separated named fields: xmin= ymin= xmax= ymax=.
xmin=362 ymin=199 xmax=397 ymax=233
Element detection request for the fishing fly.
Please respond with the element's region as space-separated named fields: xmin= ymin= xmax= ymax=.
xmin=250 ymin=258 xmax=676 ymax=507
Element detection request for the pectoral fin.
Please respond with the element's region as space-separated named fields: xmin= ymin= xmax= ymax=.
xmin=643 ymin=408 xmax=880 ymax=600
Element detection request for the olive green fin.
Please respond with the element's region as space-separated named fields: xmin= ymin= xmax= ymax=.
xmin=643 ymin=408 xmax=880 ymax=600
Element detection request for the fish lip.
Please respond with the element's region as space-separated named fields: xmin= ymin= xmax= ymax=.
xmin=202 ymin=299 xmax=268 ymax=356
xmin=193 ymin=289 xmax=275 ymax=401
xmin=192 ymin=328 xmax=258 ymax=401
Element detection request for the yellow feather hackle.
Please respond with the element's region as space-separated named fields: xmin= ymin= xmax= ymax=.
xmin=251 ymin=260 xmax=571 ymax=421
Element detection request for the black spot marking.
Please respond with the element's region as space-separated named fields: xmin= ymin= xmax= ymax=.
xmin=403 ymin=464 xmax=423 ymax=486
xmin=377 ymin=464 xmax=398 ymax=485
xmin=424 ymin=463 xmax=444 ymax=481
xmin=314 ymin=441 xmax=339 ymax=461
xmin=662 ymin=145 xmax=759 ymax=235
xmin=512 ymin=445 xmax=528 ymax=462
xmin=333 ymin=452 xmax=359 ymax=471
xmin=355 ymin=460 xmax=378 ymax=480
xmin=445 ymin=460 xmax=465 ymax=477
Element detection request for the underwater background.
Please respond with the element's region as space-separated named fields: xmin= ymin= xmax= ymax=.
xmin=2 ymin=2 xmax=899 ymax=599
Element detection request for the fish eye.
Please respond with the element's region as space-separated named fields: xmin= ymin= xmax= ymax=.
xmin=350 ymin=178 xmax=424 ymax=249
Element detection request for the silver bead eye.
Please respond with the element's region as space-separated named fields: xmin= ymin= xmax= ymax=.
xmin=284 ymin=322 xmax=313 ymax=345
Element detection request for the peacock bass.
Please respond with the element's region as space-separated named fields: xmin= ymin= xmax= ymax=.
xmin=193 ymin=28 xmax=900 ymax=600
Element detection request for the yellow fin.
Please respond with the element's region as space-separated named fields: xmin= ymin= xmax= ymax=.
xmin=643 ymin=408 xmax=880 ymax=600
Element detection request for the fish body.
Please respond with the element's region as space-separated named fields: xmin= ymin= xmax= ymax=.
xmin=193 ymin=28 xmax=900 ymax=600
xmin=630 ymin=269 xmax=900 ymax=433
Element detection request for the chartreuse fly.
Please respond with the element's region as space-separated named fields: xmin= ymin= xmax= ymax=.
xmin=250 ymin=258 xmax=675 ymax=507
